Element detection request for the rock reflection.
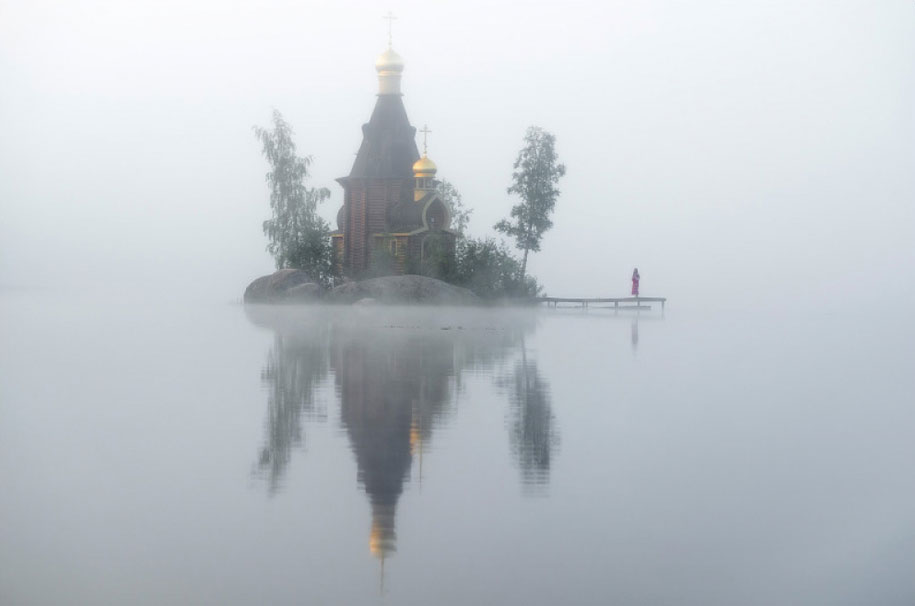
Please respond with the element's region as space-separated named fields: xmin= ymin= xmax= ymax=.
xmin=246 ymin=305 xmax=552 ymax=562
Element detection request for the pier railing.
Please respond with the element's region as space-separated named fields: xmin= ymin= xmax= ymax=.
xmin=535 ymin=296 xmax=666 ymax=311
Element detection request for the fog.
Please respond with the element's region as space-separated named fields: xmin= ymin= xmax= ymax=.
xmin=4 ymin=6 xmax=915 ymax=601
xmin=1 ymin=0 xmax=913 ymax=308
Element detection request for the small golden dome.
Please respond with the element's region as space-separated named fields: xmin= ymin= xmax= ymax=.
xmin=375 ymin=48 xmax=405 ymax=74
xmin=413 ymin=155 xmax=437 ymax=177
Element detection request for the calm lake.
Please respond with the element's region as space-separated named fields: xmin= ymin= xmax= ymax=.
xmin=1 ymin=292 xmax=913 ymax=605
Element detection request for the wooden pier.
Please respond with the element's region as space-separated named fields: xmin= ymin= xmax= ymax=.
xmin=535 ymin=296 xmax=666 ymax=312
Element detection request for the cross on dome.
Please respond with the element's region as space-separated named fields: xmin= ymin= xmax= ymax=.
xmin=419 ymin=124 xmax=431 ymax=156
xmin=413 ymin=124 xmax=437 ymax=180
xmin=382 ymin=11 xmax=397 ymax=48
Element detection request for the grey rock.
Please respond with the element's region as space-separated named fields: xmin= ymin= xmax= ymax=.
xmin=244 ymin=269 xmax=324 ymax=303
xmin=327 ymin=275 xmax=479 ymax=305
xmin=284 ymin=283 xmax=323 ymax=301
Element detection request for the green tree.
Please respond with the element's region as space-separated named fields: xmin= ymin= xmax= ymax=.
xmin=436 ymin=179 xmax=472 ymax=237
xmin=420 ymin=233 xmax=456 ymax=280
xmin=254 ymin=109 xmax=334 ymax=285
xmin=495 ymin=126 xmax=566 ymax=280
xmin=452 ymin=237 xmax=541 ymax=300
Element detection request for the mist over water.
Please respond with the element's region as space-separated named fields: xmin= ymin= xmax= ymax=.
xmin=1 ymin=292 xmax=913 ymax=604
xmin=2 ymin=0 xmax=914 ymax=603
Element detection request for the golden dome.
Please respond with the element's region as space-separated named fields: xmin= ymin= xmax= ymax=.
xmin=375 ymin=48 xmax=405 ymax=74
xmin=375 ymin=47 xmax=405 ymax=95
xmin=413 ymin=155 xmax=437 ymax=177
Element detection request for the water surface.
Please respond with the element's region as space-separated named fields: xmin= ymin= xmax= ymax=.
xmin=1 ymin=293 xmax=913 ymax=604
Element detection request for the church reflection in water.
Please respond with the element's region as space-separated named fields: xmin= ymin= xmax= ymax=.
xmin=245 ymin=306 xmax=557 ymax=562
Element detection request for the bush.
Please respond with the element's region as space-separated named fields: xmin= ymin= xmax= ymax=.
xmin=283 ymin=224 xmax=335 ymax=287
xmin=418 ymin=233 xmax=456 ymax=281
xmin=452 ymin=237 xmax=541 ymax=300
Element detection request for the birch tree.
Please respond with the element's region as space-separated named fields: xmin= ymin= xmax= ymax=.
xmin=254 ymin=110 xmax=333 ymax=284
xmin=495 ymin=126 xmax=566 ymax=280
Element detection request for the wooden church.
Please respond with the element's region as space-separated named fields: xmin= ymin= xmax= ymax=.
xmin=330 ymin=41 xmax=455 ymax=277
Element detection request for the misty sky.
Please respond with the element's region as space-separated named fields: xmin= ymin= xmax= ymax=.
xmin=1 ymin=0 xmax=912 ymax=308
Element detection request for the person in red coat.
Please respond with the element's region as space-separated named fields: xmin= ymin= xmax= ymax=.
xmin=631 ymin=268 xmax=640 ymax=297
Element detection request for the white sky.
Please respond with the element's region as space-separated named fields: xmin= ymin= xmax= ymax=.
xmin=1 ymin=0 xmax=912 ymax=308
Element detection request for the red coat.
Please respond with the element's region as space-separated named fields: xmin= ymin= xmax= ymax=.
xmin=631 ymin=276 xmax=640 ymax=296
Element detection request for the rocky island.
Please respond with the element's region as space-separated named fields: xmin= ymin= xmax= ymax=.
xmin=244 ymin=270 xmax=479 ymax=306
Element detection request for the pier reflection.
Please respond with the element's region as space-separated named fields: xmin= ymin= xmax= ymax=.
xmin=246 ymin=305 xmax=555 ymax=563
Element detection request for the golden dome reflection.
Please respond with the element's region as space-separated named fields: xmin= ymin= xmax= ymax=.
xmin=369 ymin=509 xmax=397 ymax=558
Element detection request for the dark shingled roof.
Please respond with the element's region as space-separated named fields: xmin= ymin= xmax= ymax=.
xmin=388 ymin=198 xmax=423 ymax=231
xmin=348 ymin=95 xmax=420 ymax=179
xmin=388 ymin=191 xmax=439 ymax=232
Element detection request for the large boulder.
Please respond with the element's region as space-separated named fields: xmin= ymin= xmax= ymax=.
xmin=327 ymin=275 xmax=479 ymax=305
xmin=244 ymin=269 xmax=324 ymax=303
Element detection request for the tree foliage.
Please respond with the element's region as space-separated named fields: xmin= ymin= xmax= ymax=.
xmin=254 ymin=110 xmax=334 ymax=285
xmin=413 ymin=178 xmax=540 ymax=300
xmin=420 ymin=233 xmax=456 ymax=280
xmin=495 ymin=126 xmax=566 ymax=280
xmin=451 ymin=237 xmax=541 ymax=300
xmin=436 ymin=179 xmax=472 ymax=237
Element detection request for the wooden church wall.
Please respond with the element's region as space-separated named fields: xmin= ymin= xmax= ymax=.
xmin=347 ymin=187 xmax=367 ymax=274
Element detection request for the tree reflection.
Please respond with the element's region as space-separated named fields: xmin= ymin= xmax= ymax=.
xmin=247 ymin=307 xmax=332 ymax=493
xmin=501 ymin=342 xmax=558 ymax=490
xmin=258 ymin=329 xmax=330 ymax=493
